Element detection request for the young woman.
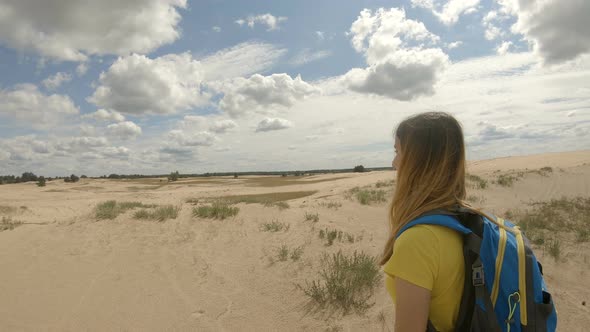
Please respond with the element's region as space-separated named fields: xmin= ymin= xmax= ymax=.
xmin=382 ymin=112 xmax=468 ymax=332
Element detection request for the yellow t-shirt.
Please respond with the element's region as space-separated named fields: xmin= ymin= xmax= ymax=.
xmin=383 ymin=225 xmax=465 ymax=332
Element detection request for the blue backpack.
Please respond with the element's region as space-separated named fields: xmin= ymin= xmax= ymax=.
xmin=397 ymin=207 xmax=557 ymax=332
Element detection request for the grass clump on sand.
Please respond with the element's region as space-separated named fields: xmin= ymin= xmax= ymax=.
xmin=133 ymin=205 xmax=180 ymax=222
xmin=192 ymin=201 xmax=239 ymax=220
xmin=299 ymin=250 xmax=381 ymax=315
xmin=271 ymin=245 xmax=304 ymax=263
xmin=496 ymin=174 xmax=518 ymax=187
xmin=318 ymin=201 xmax=342 ymax=210
xmin=467 ymin=195 xmax=486 ymax=204
xmin=0 ymin=205 xmax=17 ymax=215
xmin=347 ymin=187 xmax=387 ymax=205
xmin=261 ymin=220 xmax=290 ymax=232
xmin=319 ymin=228 xmax=357 ymax=246
xmin=1 ymin=216 xmax=23 ymax=231
xmin=95 ymin=201 xmax=157 ymax=220
xmin=466 ymin=174 xmax=488 ymax=189
xmin=374 ymin=179 xmax=394 ymax=188
xmin=305 ymin=212 xmax=319 ymax=223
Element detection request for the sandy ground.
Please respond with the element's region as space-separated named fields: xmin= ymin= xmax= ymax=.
xmin=0 ymin=150 xmax=589 ymax=331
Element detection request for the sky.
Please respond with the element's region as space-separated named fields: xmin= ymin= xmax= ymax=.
xmin=0 ymin=0 xmax=589 ymax=176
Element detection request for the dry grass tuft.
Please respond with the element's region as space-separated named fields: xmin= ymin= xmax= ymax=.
xmin=192 ymin=201 xmax=239 ymax=220
xmin=347 ymin=187 xmax=387 ymax=205
xmin=299 ymin=250 xmax=381 ymax=315
xmin=1 ymin=216 xmax=23 ymax=231
xmin=95 ymin=201 xmax=157 ymax=220
xmin=133 ymin=205 xmax=180 ymax=222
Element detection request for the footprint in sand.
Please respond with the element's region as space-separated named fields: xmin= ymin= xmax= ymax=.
xmin=191 ymin=309 xmax=205 ymax=318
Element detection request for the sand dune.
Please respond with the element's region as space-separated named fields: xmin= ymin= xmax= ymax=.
xmin=1 ymin=151 xmax=589 ymax=331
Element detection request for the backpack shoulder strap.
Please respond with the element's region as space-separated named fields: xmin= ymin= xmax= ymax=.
xmin=396 ymin=213 xmax=472 ymax=239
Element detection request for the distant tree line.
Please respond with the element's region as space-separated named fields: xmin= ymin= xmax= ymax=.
xmin=1 ymin=165 xmax=392 ymax=185
xmin=1 ymin=172 xmax=87 ymax=185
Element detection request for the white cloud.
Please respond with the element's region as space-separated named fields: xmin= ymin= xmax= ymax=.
xmin=235 ymin=13 xmax=287 ymax=31
xmin=55 ymin=136 xmax=109 ymax=153
xmin=100 ymin=146 xmax=130 ymax=158
xmin=88 ymin=53 xmax=209 ymax=115
xmin=212 ymin=26 xmax=222 ymax=32
xmin=289 ymin=49 xmax=332 ymax=66
xmin=345 ymin=8 xmax=449 ymax=100
xmin=83 ymin=109 xmax=125 ymax=123
xmin=316 ymin=31 xmax=325 ymax=41
xmin=210 ymin=120 xmax=238 ymax=134
xmin=76 ymin=63 xmax=88 ymax=76
xmin=496 ymin=41 xmax=513 ymax=55
xmin=411 ymin=0 xmax=480 ymax=25
xmin=447 ymin=41 xmax=463 ymax=49
xmin=255 ymin=118 xmax=293 ymax=132
xmin=42 ymin=72 xmax=72 ymax=90
xmin=168 ymin=130 xmax=217 ymax=146
xmin=0 ymin=149 xmax=10 ymax=161
xmin=506 ymin=0 xmax=590 ymax=63
xmin=482 ymin=10 xmax=511 ymax=41
xmin=0 ymin=0 xmax=187 ymax=61
xmin=0 ymin=84 xmax=79 ymax=128
xmin=345 ymin=48 xmax=449 ymax=100
xmin=107 ymin=121 xmax=142 ymax=139
xmin=219 ymin=73 xmax=318 ymax=117
xmin=349 ymin=8 xmax=439 ymax=63
xmin=200 ymin=42 xmax=287 ymax=81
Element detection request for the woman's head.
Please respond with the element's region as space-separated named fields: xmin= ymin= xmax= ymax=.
xmin=381 ymin=112 xmax=467 ymax=265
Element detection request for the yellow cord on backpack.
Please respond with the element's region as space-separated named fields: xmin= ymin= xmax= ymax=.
xmin=507 ymin=292 xmax=521 ymax=332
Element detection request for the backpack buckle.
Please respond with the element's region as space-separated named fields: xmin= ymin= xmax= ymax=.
xmin=472 ymin=263 xmax=485 ymax=286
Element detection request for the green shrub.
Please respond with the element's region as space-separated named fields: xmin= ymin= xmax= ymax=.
xmin=300 ymin=251 xmax=381 ymax=314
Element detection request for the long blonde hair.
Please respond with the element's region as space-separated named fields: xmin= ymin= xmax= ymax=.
xmin=381 ymin=112 xmax=469 ymax=265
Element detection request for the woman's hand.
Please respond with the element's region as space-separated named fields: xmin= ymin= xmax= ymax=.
xmin=394 ymin=277 xmax=432 ymax=332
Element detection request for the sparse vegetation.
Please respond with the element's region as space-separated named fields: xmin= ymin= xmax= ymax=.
xmin=277 ymin=245 xmax=290 ymax=262
xmin=168 ymin=171 xmax=180 ymax=182
xmin=319 ymin=201 xmax=342 ymax=209
xmin=196 ymin=191 xmax=315 ymax=209
xmin=467 ymin=195 xmax=485 ymax=204
xmin=375 ymin=179 xmax=394 ymax=188
xmin=64 ymin=174 xmax=80 ymax=183
xmin=576 ymin=229 xmax=589 ymax=243
xmin=305 ymin=212 xmax=320 ymax=223
xmin=290 ymin=246 xmax=304 ymax=261
xmin=299 ymin=250 xmax=381 ymax=314
xmin=133 ymin=205 xmax=179 ymax=222
xmin=540 ymin=166 xmax=553 ymax=175
xmin=192 ymin=201 xmax=239 ymax=220
xmin=94 ymin=201 xmax=156 ymax=220
xmin=1 ymin=216 xmax=23 ymax=231
xmin=353 ymin=165 xmax=366 ymax=173
xmin=319 ymin=228 xmax=356 ymax=246
xmin=507 ymin=197 xmax=590 ymax=256
xmin=37 ymin=176 xmax=46 ymax=187
xmin=348 ymin=187 xmax=387 ymax=205
xmin=466 ymin=174 xmax=488 ymax=189
xmin=497 ymin=174 xmax=517 ymax=187
xmin=261 ymin=220 xmax=290 ymax=232
xmin=547 ymin=238 xmax=561 ymax=261
xmin=0 ymin=205 xmax=17 ymax=215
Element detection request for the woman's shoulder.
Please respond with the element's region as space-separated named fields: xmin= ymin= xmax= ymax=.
xmin=395 ymin=224 xmax=463 ymax=254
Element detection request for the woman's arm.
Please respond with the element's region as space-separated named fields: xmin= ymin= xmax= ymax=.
xmin=394 ymin=277 xmax=432 ymax=332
